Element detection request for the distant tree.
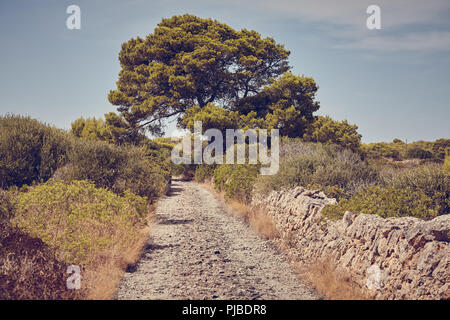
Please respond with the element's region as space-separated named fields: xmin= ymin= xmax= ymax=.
xmin=406 ymin=146 xmax=433 ymax=159
xmin=444 ymin=152 xmax=450 ymax=173
xmin=71 ymin=117 xmax=111 ymax=141
xmin=362 ymin=142 xmax=401 ymax=160
xmin=432 ymin=138 xmax=450 ymax=159
xmin=302 ymin=115 xmax=362 ymax=153
xmin=71 ymin=116 xmax=145 ymax=145
xmin=108 ymin=14 xmax=320 ymax=140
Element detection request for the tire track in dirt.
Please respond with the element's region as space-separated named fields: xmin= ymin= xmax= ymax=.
xmin=116 ymin=179 xmax=319 ymax=300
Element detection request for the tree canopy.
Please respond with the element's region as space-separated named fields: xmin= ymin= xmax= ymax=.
xmin=108 ymin=14 xmax=320 ymax=139
xmin=302 ymin=115 xmax=362 ymax=153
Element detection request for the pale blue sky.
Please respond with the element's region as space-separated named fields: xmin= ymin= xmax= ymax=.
xmin=0 ymin=0 xmax=449 ymax=142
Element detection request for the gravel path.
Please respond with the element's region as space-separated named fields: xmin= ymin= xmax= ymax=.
xmin=116 ymin=179 xmax=319 ymax=300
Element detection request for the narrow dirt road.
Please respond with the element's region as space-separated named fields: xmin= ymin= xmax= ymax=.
xmin=117 ymin=179 xmax=319 ymax=300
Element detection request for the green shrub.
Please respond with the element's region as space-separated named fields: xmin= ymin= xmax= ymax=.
xmin=406 ymin=146 xmax=433 ymax=159
xmin=255 ymin=141 xmax=379 ymax=198
xmin=112 ymin=147 xmax=169 ymax=199
xmin=55 ymin=138 xmax=168 ymax=200
xmin=385 ymin=164 xmax=449 ymax=215
xmin=323 ymin=186 xmax=439 ymax=220
xmin=0 ymin=115 xmax=69 ymax=188
xmin=0 ymin=115 xmax=169 ymax=199
xmin=12 ymin=180 xmax=148 ymax=265
xmin=141 ymin=138 xmax=177 ymax=176
xmin=195 ymin=164 xmax=217 ymax=182
xmin=213 ymin=164 xmax=259 ymax=203
xmin=63 ymin=138 xmax=127 ymax=187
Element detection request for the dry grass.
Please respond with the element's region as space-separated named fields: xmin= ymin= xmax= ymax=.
xmin=0 ymin=220 xmax=83 ymax=300
xmin=230 ymin=201 xmax=279 ymax=240
xmin=1 ymin=219 xmax=153 ymax=300
xmin=83 ymin=219 xmax=153 ymax=300
xmin=292 ymin=258 xmax=370 ymax=300
xmin=83 ymin=203 xmax=156 ymax=299
xmin=199 ymin=182 xmax=279 ymax=239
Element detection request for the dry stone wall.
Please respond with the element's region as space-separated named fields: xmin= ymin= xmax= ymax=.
xmin=252 ymin=186 xmax=449 ymax=299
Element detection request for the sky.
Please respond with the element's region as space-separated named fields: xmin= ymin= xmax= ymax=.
xmin=0 ymin=0 xmax=449 ymax=143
